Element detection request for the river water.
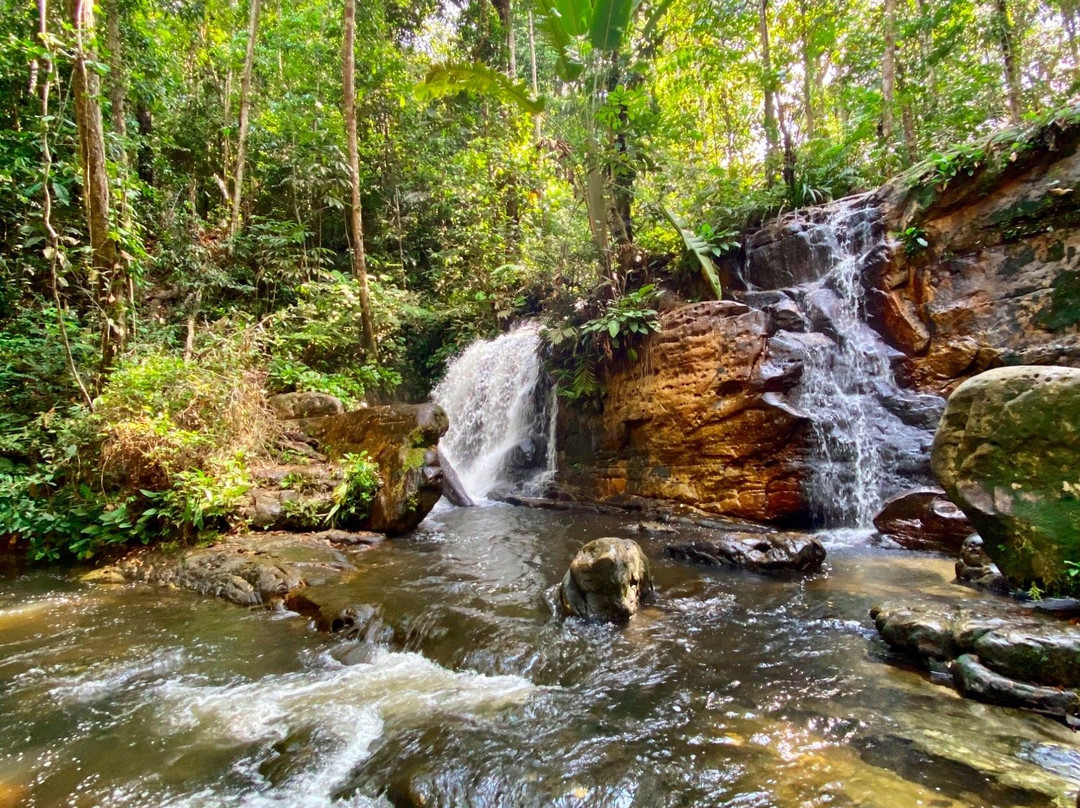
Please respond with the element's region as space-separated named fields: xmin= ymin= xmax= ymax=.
xmin=1 ymin=506 xmax=1077 ymax=808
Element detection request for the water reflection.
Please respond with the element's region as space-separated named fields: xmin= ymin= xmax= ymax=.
xmin=0 ymin=505 xmax=1077 ymax=808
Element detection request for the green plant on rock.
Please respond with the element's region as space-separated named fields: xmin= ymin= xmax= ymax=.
xmin=138 ymin=459 xmax=253 ymax=541
xmin=900 ymin=226 xmax=930 ymax=255
xmin=327 ymin=452 xmax=381 ymax=526
xmin=545 ymin=284 xmax=660 ymax=403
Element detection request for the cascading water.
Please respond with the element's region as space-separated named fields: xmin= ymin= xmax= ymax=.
xmin=787 ymin=198 xmax=937 ymax=528
xmin=432 ymin=325 xmax=556 ymax=501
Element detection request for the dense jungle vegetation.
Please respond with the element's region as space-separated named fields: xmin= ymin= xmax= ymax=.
xmin=0 ymin=0 xmax=1076 ymax=560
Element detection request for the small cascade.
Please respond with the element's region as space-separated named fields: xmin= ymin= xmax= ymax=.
xmin=432 ymin=325 xmax=556 ymax=501
xmin=789 ymin=198 xmax=936 ymax=528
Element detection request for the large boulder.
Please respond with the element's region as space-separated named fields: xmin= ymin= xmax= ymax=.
xmin=559 ymin=537 xmax=653 ymax=622
xmin=298 ymin=403 xmax=449 ymax=534
xmin=871 ymin=487 xmax=973 ymax=552
xmin=931 ymin=366 xmax=1080 ymax=593
xmin=666 ymin=531 xmax=826 ymax=573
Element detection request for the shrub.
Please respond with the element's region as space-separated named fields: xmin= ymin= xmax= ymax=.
xmin=327 ymin=452 xmax=381 ymax=526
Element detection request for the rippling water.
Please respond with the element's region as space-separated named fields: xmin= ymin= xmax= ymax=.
xmin=1 ymin=506 xmax=1077 ymax=808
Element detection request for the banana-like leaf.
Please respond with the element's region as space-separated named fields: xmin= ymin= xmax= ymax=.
xmin=415 ymin=62 xmax=546 ymax=115
xmin=535 ymin=1 xmax=585 ymax=81
xmin=589 ymin=0 xmax=637 ymax=51
xmin=659 ymin=203 xmax=722 ymax=300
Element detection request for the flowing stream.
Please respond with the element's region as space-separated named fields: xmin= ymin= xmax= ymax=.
xmin=2 ymin=515 xmax=1078 ymax=808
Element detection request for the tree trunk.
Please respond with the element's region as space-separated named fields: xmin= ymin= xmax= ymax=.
xmin=136 ymin=100 xmax=154 ymax=186
xmin=992 ymin=0 xmax=1023 ymax=124
xmin=882 ymin=0 xmax=897 ymax=148
xmin=105 ymin=0 xmax=126 ymax=151
xmin=798 ymin=0 xmax=815 ymax=139
xmin=68 ymin=0 xmax=126 ymax=374
xmin=528 ymin=11 xmax=541 ymax=141
xmin=343 ymin=0 xmax=378 ymax=358
xmin=759 ymin=0 xmax=780 ymax=185
xmin=230 ymin=0 xmax=261 ymax=239
xmin=507 ymin=0 xmax=516 ymax=79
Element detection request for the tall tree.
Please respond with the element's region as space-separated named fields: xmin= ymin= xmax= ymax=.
xmin=882 ymin=0 xmax=897 ymax=148
xmin=229 ymin=0 xmax=261 ymax=239
xmin=68 ymin=0 xmax=126 ymax=372
xmin=992 ymin=0 xmax=1023 ymax=123
xmin=759 ymin=0 xmax=780 ymax=184
xmin=343 ymin=0 xmax=377 ymax=356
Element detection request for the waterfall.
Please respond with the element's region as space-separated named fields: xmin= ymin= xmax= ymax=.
xmin=788 ymin=199 xmax=936 ymax=528
xmin=432 ymin=325 xmax=556 ymax=501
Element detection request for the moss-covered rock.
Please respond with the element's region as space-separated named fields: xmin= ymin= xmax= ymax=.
xmin=932 ymin=366 xmax=1080 ymax=593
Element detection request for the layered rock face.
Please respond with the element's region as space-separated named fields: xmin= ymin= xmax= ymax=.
xmin=558 ymin=301 xmax=813 ymax=523
xmin=932 ymin=365 xmax=1080 ymax=593
xmin=558 ymin=112 xmax=1080 ymax=525
xmin=876 ymin=116 xmax=1080 ymax=394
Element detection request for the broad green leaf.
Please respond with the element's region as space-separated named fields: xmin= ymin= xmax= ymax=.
xmin=415 ymin=62 xmax=546 ymax=115
xmin=590 ymin=0 xmax=637 ymax=51
xmin=659 ymin=203 xmax=723 ymax=300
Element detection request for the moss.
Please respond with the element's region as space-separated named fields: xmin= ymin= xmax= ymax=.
xmin=1035 ymin=270 xmax=1080 ymax=331
xmin=404 ymin=447 xmax=427 ymax=472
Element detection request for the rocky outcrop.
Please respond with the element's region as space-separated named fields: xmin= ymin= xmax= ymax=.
xmin=558 ymin=301 xmax=813 ymax=523
xmin=666 ymin=531 xmax=826 ymax=573
xmin=932 ymin=366 xmax=1080 ymax=593
xmin=954 ymin=534 xmax=1010 ymax=595
xmin=558 ymin=537 xmax=653 ymax=621
xmin=871 ymin=599 xmax=1080 ymax=722
xmin=267 ymin=391 xmax=345 ymax=420
xmin=871 ymin=487 xmax=973 ymax=552
xmin=83 ymin=530 xmax=382 ymax=610
xmin=286 ymin=403 xmax=448 ymax=534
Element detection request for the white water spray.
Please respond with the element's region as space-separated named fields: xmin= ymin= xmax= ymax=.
xmin=432 ymin=325 xmax=556 ymax=501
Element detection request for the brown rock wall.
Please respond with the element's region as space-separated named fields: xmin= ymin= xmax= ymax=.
xmin=558 ymin=301 xmax=811 ymax=523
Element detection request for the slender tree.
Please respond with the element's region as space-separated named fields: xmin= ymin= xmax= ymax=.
xmin=992 ymin=0 xmax=1023 ymax=123
xmin=882 ymin=0 xmax=897 ymax=148
xmin=68 ymin=0 xmax=126 ymax=373
xmin=759 ymin=0 xmax=780 ymax=184
xmin=229 ymin=0 xmax=262 ymax=239
xmin=343 ymin=0 xmax=377 ymax=357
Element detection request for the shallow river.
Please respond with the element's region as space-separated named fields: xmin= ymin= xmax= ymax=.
xmin=1 ymin=505 xmax=1078 ymax=808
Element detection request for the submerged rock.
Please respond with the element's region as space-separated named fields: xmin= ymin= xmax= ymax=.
xmin=871 ymin=487 xmax=973 ymax=552
xmin=871 ymin=599 xmax=1080 ymax=720
xmin=437 ymin=448 xmax=474 ymax=507
xmin=932 ymin=365 xmax=1080 ymax=593
xmin=666 ymin=531 xmax=826 ymax=574
xmin=559 ymin=537 xmax=653 ymax=622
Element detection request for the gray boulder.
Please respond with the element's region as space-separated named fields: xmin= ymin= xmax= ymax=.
xmin=666 ymin=531 xmax=826 ymax=573
xmin=268 ymin=392 xmax=345 ymax=420
xmin=559 ymin=537 xmax=653 ymax=622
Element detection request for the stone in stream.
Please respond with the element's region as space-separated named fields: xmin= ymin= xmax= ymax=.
xmin=931 ymin=366 xmax=1080 ymax=594
xmin=871 ymin=599 xmax=1080 ymax=721
xmin=954 ymin=534 xmax=1011 ymax=595
xmin=558 ymin=537 xmax=654 ymax=622
xmin=665 ymin=531 xmax=826 ymax=574
xmin=871 ymin=487 xmax=973 ymax=552
xmin=437 ymin=447 xmax=474 ymax=507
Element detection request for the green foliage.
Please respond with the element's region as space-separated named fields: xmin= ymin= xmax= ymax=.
xmin=327 ymin=452 xmax=381 ymax=526
xmin=900 ymin=226 xmax=930 ymax=255
xmin=139 ymin=460 xmax=252 ymax=541
xmin=659 ymin=204 xmax=723 ymax=299
xmin=416 ymin=62 xmax=545 ymax=114
xmin=545 ymin=284 xmax=660 ymax=402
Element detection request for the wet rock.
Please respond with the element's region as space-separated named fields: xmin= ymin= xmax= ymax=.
xmin=880 ymin=290 xmax=930 ymax=354
xmin=973 ymin=625 xmax=1080 ymax=688
xmin=0 ymin=782 xmax=28 ymax=808
xmin=87 ymin=531 xmax=380 ymax=611
xmin=437 ymin=448 xmax=474 ymax=507
xmin=557 ymin=301 xmax=812 ymax=523
xmin=871 ymin=487 xmax=974 ymax=552
xmin=268 ymin=391 xmax=344 ymax=420
xmin=932 ymin=365 xmax=1080 ymax=593
xmin=951 ymin=654 xmax=1079 ymax=720
xmin=872 ymin=599 xmax=1080 ymax=720
xmin=665 ymin=531 xmax=826 ymax=574
xmin=558 ymin=537 xmax=653 ymax=622
xmin=297 ymin=403 xmax=449 ymax=534
xmin=631 ymin=520 xmax=678 ymax=535
xmin=954 ymin=535 xmax=1011 ymax=595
